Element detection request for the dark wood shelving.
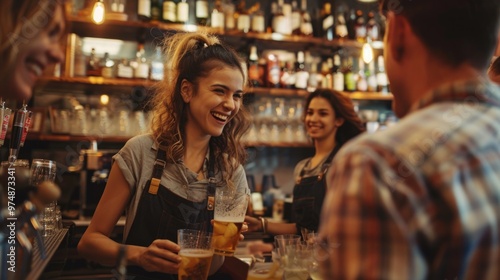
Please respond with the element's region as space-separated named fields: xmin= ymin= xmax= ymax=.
xmin=40 ymin=76 xmax=156 ymax=88
xmin=66 ymin=16 xmax=366 ymax=50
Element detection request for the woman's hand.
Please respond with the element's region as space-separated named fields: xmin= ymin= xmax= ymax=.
xmin=244 ymin=216 xmax=262 ymax=232
xmin=137 ymin=239 xmax=182 ymax=274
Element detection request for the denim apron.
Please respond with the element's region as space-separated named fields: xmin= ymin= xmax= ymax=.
xmin=125 ymin=145 xmax=216 ymax=280
xmin=292 ymin=145 xmax=340 ymax=233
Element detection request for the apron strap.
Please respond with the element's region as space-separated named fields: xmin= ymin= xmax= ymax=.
xmin=298 ymin=144 xmax=342 ymax=183
xmin=206 ymin=142 xmax=216 ymax=211
xmin=147 ymin=145 xmax=168 ymax=195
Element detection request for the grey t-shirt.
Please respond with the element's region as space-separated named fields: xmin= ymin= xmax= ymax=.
xmin=112 ymin=134 xmax=249 ymax=240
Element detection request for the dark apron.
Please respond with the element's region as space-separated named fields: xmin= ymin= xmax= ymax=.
xmin=292 ymin=145 xmax=340 ymax=233
xmin=125 ymin=145 xmax=216 ymax=280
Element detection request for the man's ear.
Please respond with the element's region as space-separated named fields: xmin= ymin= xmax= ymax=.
xmin=180 ymin=79 xmax=193 ymax=103
xmin=386 ymin=12 xmax=408 ymax=62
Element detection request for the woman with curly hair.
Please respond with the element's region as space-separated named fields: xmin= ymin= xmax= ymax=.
xmin=78 ymin=31 xmax=251 ymax=279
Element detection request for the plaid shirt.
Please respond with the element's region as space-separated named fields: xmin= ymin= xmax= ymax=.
xmin=319 ymin=79 xmax=500 ymax=280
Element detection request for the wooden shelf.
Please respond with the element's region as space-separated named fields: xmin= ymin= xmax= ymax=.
xmin=247 ymin=87 xmax=393 ymax=100
xmin=39 ymin=76 xmax=156 ymax=88
xmin=67 ymin=16 xmax=367 ymax=50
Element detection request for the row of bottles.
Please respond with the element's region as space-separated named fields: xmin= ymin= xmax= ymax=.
xmin=320 ymin=3 xmax=381 ymax=42
xmin=246 ymin=46 xmax=389 ymax=94
xmin=82 ymin=45 xmax=164 ymax=81
xmin=134 ymin=0 xmax=383 ymax=41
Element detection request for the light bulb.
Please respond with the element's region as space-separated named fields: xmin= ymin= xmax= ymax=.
xmin=92 ymin=0 xmax=105 ymax=25
xmin=362 ymin=42 xmax=374 ymax=64
xmin=100 ymin=94 xmax=110 ymax=105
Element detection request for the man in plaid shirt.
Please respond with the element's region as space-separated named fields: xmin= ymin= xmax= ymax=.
xmin=319 ymin=0 xmax=500 ymax=279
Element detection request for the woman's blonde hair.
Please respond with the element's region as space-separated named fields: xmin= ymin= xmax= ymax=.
xmin=149 ymin=31 xmax=251 ymax=188
xmin=0 ymin=0 xmax=64 ymax=93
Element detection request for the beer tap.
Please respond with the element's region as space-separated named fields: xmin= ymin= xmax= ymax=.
xmin=8 ymin=103 xmax=28 ymax=164
xmin=0 ymin=100 xmax=12 ymax=148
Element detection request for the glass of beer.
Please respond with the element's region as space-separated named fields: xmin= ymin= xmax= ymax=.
xmin=247 ymin=262 xmax=283 ymax=280
xmin=177 ymin=229 xmax=214 ymax=280
xmin=212 ymin=188 xmax=249 ymax=256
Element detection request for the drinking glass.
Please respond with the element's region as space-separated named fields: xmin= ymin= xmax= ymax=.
xmin=283 ymin=241 xmax=312 ymax=280
xmin=177 ymin=229 xmax=214 ymax=280
xmin=212 ymin=188 xmax=249 ymax=256
xmin=274 ymin=234 xmax=301 ymax=258
xmin=247 ymin=261 xmax=283 ymax=280
xmin=30 ymin=159 xmax=57 ymax=237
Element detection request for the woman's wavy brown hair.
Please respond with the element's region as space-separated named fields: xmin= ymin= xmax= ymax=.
xmin=149 ymin=31 xmax=251 ymax=188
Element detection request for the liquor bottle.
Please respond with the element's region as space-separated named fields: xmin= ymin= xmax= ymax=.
xmin=101 ymin=52 xmax=115 ymax=78
xmin=346 ymin=8 xmax=356 ymax=40
xmin=291 ymin=0 xmax=301 ymax=35
xmin=86 ymin=48 xmax=101 ymax=77
xmin=332 ymin=54 xmax=344 ymax=92
xmin=162 ymin=0 xmax=177 ymax=23
xmin=354 ymin=10 xmax=367 ymax=43
xmin=225 ymin=1 xmax=236 ymax=30
xmin=299 ymin=0 xmax=313 ymax=37
xmin=335 ymin=9 xmax=348 ymax=39
xmin=211 ymin=0 xmax=225 ymax=29
xmin=134 ymin=46 xmax=149 ymax=79
xmin=267 ymin=1 xmax=278 ymax=33
xmin=321 ymin=59 xmax=333 ymax=89
xmin=117 ymin=59 xmax=133 ymax=79
xmin=177 ymin=0 xmax=189 ymax=23
xmin=150 ymin=0 xmax=162 ymax=21
xmin=195 ymin=0 xmax=208 ymax=25
xmin=356 ymin=58 xmax=368 ymax=92
xmin=366 ymin=11 xmax=380 ymax=42
xmin=236 ymin=0 xmax=250 ymax=33
xmin=248 ymin=45 xmax=261 ymax=87
xmin=376 ymin=55 xmax=389 ymax=93
xmin=322 ymin=2 xmax=334 ymax=40
xmin=250 ymin=3 xmax=265 ymax=33
xmin=307 ymin=62 xmax=321 ymax=91
xmin=266 ymin=53 xmax=281 ymax=88
xmin=280 ymin=60 xmax=296 ymax=89
xmin=294 ymin=51 xmax=309 ymax=89
xmin=366 ymin=59 xmax=377 ymax=92
xmin=272 ymin=0 xmax=290 ymax=35
xmin=344 ymin=56 xmax=356 ymax=92
xmin=150 ymin=46 xmax=164 ymax=81
xmin=138 ymin=0 xmax=152 ymax=21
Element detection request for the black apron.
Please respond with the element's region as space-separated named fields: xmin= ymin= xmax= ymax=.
xmin=125 ymin=145 xmax=216 ymax=280
xmin=292 ymin=145 xmax=340 ymax=233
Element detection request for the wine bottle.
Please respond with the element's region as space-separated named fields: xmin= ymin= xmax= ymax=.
xmin=138 ymin=0 xmax=152 ymax=21
xmin=195 ymin=0 xmax=208 ymax=25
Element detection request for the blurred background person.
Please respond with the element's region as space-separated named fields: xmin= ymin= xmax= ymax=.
xmin=246 ymin=88 xmax=365 ymax=239
xmin=0 ymin=0 xmax=65 ymax=102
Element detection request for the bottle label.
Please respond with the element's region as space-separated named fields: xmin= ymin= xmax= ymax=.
xmin=333 ymin=73 xmax=344 ymax=91
xmin=323 ymin=15 xmax=334 ymax=31
xmin=251 ymin=15 xmax=265 ymax=33
xmin=135 ymin=63 xmax=149 ymax=79
xmin=211 ymin=11 xmax=225 ymax=28
xmin=138 ymin=0 xmax=151 ymax=17
xmin=151 ymin=62 xmax=164 ymax=81
xmin=196 ymin=1 xmax=208 ymax=18
xmin=295 ymin=71 xmax=309 ymax=89
xmin=163 ymin=2 xmax=177 ymax=22
xmin=117 ymin=65 xmax=133 ymax=78
xmin=336 ymin=25 xmax=348 ymax=38
xmin=177 ymin=2 xmax=189 ymax=23
xmin=237 ymin=14 xmax=250 ymax=32
xmin=377 ymin=73 xmax=388 ymax=87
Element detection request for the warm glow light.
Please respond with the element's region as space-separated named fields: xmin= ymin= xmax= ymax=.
xmin=362 ymin=43 xmax=374 ymax=64
xmin=92 ymin=0 xmax=105 ymax=25
xmin=100 ymin=94 xmax=109 ymax=105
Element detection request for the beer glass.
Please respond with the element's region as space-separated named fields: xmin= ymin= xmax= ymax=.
xmin=30 ymin=159 xmax=57 ymax=237
xmin=177 ymin=229 xmax=214 ymax=280
xmin=212 ymin=188 xmax=249 ymax=256
xmin=247 ymin=261 xmax=283 ymax=280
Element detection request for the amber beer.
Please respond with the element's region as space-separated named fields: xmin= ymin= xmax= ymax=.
xmin=178 ymin=249 xmax=214 ymax=280
xmin=212 ymin=188 xmax=249 ymax=256
xmin=212 ymin=220 xmax=243 ymax=256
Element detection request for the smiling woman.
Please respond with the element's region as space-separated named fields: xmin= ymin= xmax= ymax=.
xmin=0 ymin=0 xmax=65 ymax=101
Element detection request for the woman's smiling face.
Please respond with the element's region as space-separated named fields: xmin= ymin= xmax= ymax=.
xmin=305 ymin=96 xmax=344 ymax=141
xmin=181 ymin=64 xmax=244 ymax=137
xmin=8 ymin=3 xmax=65 ymax=101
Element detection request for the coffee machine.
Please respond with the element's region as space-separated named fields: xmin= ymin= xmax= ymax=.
xmin=79 ymin=148 xmax=118 ymax=217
